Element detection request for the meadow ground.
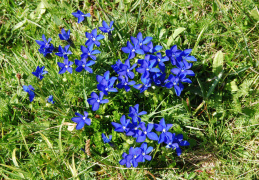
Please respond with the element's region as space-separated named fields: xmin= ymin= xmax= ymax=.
xmin=0 ymin=0 xmax=259 ymax=179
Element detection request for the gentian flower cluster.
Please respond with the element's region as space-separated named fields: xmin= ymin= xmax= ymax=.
xmin=36 ymin=34 xmax=54 ymax=57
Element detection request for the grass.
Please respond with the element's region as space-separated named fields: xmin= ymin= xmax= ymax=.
xmin=0 ymin=0 xmax=259 ymax=179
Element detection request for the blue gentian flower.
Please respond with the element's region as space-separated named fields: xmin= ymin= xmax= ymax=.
xmin=151 ymin=53 xmax=169 ymax=72
xmin=116 ymin=75 xmax=136 ymax=92
xmin=165 ymin=74 xmax=184 ymax=96
xmin=111 ymin=59 xmax=123 ymax=73
xmin=38 ymin=47 xmax=54 ymax=57
xmin=75 ymin=58 xmax=95 ymax=73
xmin=23 ymin=85 xmax=35 ymax=102
xmin=137 ymin=143 xmax=153 ymax=162
xmin=128 ymin=147 xmax=142 ymax=167
xmin=32 ymin=66 xmax=48 ymax=80
xmin=35 ymin=34 xmax=53 ymax=49
xmin=102 ymin=133 xmax=112 ymax=144
xmin=121 ymin=37 xmax=145 ymax=59
xmin=119 ymin=152 xmax=132 ymax=168
xmin=171 ymin=59 xmax=195 ymax=77
xmin=85 ymin=29 xmax=105 ymax=47
xmin=111 ymin=115 xmax=130 ymax=133
xmin=55 ymin=45 xmax=72 ymax=59
xmin=118 ymin=59 xmax=137 ymax=79
xmin=165 ymin=45 xmax=182 ymax=65
xmin=126 ymin=122 xmax=142 ymax=137
xmin=71 ymin=111 xmax=91 ymax=130
xmin=151 ymin=72 xmax=166 ymax=87
xmin=136 ymin=32 xmax=153 ymax=48
xmin=57 ymin=59 xmax=73 ymax=74
xmin=81 ymin=44 xmax=101 ymax=60
xmin=136 ymin=58 xmax=160 ymax=78
xmin=136 ymin=122 xmax=159 ymax=142
xmin=142 ymin=41 xmax=162 ymax=54
xmin=87 ymin=92 xmax=109 ymax=111
xmin=59 ymin=28 xmax=70 ymax=41
xmin=99 ymin=21 xmax=114 ymax=34
xmin=154 ymin=118 xmax=173 ymax=144
xmin=97 ymin=71 xmax=117 ymax=95
xmin=165 ymin=133 xmax=190 ymax=156
xmin=128 ymin=104 xmax=147 ymax=124
xmin=180 ymin=49 xmax=197 ymax=62
xmin=133 ymin=75 xmax=152 ymax=93
xmin=72 ymin=10 xmax=91 ymax=23
xmin=47 ymin=95 xmax=55 ymax=104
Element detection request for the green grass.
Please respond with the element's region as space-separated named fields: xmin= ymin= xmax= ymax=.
xmin=0 ymin=0 xmax=259 ymax=179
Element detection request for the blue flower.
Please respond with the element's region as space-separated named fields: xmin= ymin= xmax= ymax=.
xmin=57 ymin=59 xmax=73 ymax=74
xmin=59 ymin=28 xmax=70 ymax=41
xmin=154 ymin=118 xmax=173 ymax=144
xmin=36 ymin=34 xmax=54 ymax=56
xmin=151 ymin=72 xmax=166 ymax=87
xmin=126 ymin=122 xmax=142 ymax=137
xmin=81 ymin=44 xmax=101 ymax=60
xmin=118 ymin=59 xmax=137 ymax=79
xmin=116 ymin=75 xmax=136 ymax=92
xmin=72 ymin=10 xmax=91 ymax=23
xmin=136 ymin=56 xmax=160 ymax=78
xmin=111 ymin=59 xmax=123 ymax=73
xmin=32 ymin=66 xmax=48 ymax=80
xmin=180 ymin=49 xmax=197 ymax=62
xmin=133 ymin=74 xmax=152 ymax=93
xmin=136 ymin=32 xmax=153 ymax=48
xmin=128 ymin=104 xmax=147 ymax=124
xmin=171 ymin=59 xmax=195 ymax=77
xmin=119 ymin=152 xmax=132 ymax=168
xmin=165 ymin=45 xmax=182 ymax=65
xmin=87 ymin=92 xmax=109 ymax=111
xmin=71 ymin=111 xmax=91 ymax=130
xmin=121 ymin=37 xmax=145 ymax=59
xmin=142 ymin=42 xmax=162 ymax=54
xmin=47 ymin=95 xmax=55 ymax=104
xmin=137 ymin=143 xmax=153 ymax=162
xmin=75 ymin=58 xmax=95 ymax=73
xmin=35 ymin=34 xmax=53 ymax=49
xmin=99 ymin=21 xmax=114 ymax=34
xmin=55 ymin=45 xmax=72 ymax=59
xmin=111 ymin=115 xmax=130 ymax=133
xmin=128 ymin=147 xmax=142 ymax=167
xmin=150 ymin=53 xmax=169 ymax=72
xmin=102 ymin=133 xmax=112 ymax=144
xmin=136 ymin=122 xmax=159 ymax=142
xmin=97 ymin=71 xmax=117 ymax=95
xmin=85 ymin=29 xmax=105 ymax=47
xmin=165 ymin=133 xmax=190 ymax=156
xmin=23 ymin=85 xmax=35 ymax=102
xmin=164 ymin=74 xmax=184 ymax=96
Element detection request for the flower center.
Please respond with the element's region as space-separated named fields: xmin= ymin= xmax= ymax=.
xmin=124 ymin=83 xmax=127 ymax=85
xmin=181 ymin=69 xmax=184 ymax=72
xmin=132 ymin=49 xmax=135 ymax=52
xmin=134 ymin=127 xmax=137 ymax=130
xmin=142 ymin=153 xmax=145 ymax=156
xmin=92 ymin=37 xmax=96 ymax=41
xmin=105 ymin=88 xmax=108 ymax=91
xmin=97 ymin=99 xmax=100 ymax=102
xmin=169 ymin=143 xmax=172 ymax=145
xmin=173 ymin=82 xmax=176 ymax=85
xmin=144 ymin=131 xmax=147 ymax=135
xmin=83 ymin=117 xmax=86 ymax=120
xmin=82 ymin=65 xmax=85 ymax=67
xmin=134 ymin=155 xmax=137 ymax=158
xmin=127 ymin=69 xmax=129 ymax=72
xmin=146 ymin=68 xmax=149 ymax=71
xmin=65 ymin=65 xmax=68 ymax=68
xmin=163 ymin=128 xmax=166 ymax=133
xmin=88 ymin=53 xmax=90 ymax=55
xmin=140 ymin=43 xmax=142 ymax=46
xmin=158 ymin=58 xmax=161 ymax=62
xmin=123 ymin=126 xmax=126 ymax=130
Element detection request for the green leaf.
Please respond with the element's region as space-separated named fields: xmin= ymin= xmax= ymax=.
xmin=172 ymin=27 xmax=185 ymax=39
xmin=212 ymin=50 xmax=224 ymax=75
xmin=12 ymin=20 xmax=27 ymax=31
xmin=159 ymin=29 xmax=166 ymax=40
xmin=250 ymin=7 xmax=259 ymax=21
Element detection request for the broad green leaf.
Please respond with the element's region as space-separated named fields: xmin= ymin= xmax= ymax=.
xmin=250 ymin=7 xmax=259 ymax=21
xmin=12 ymin=20 xmax=27 ymax=31
xmin=172 ymin=27 xmax=185 ymax=39
xmin=212 ymin=50 xmax=224 ymax=75
xmin=159 ymin=28 xmax=166 ymax=40
xmin=167 ymin=35 xmax=174 ymax=47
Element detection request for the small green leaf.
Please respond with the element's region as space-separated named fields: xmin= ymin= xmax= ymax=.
xmin=172 ymin=27 xmax=185 ymax=39
xmin=13 ymin=20 xmax=27 ymax=31
xmin=159 ymin=29 xmax=166 ymax=40
xmin=212 ymin=50 xmax=224 ymax=75
xmin=250 ymin=7 xmax=259 ymax=21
